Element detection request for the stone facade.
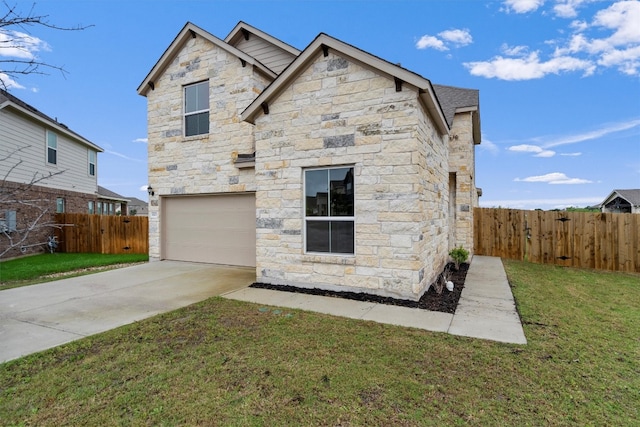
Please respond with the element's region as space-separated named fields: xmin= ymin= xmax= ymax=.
xmin=141 ymin=23 xmax=481 ymax=301
xmin=448 ymin=111 xmax=477 ymax=255
xmin=252 ymin=52 xmax=448 ymax=300
xmin=144 ymin=35 xmax=271 ymax=259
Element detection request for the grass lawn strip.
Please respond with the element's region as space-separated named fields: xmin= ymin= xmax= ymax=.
xmin=0 ymin=253 xmax=149 ymax=290
xmin=0 ymin=260 xmax=638 ymax=425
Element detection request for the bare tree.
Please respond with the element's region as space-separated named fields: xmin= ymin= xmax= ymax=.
xmin=0 ymin=1 xmax=92 ymax=90
xmin=0 ymin=146 xmax=67 ymax=258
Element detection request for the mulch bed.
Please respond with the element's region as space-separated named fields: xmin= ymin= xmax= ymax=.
xmin=250 ymin=262 xmax=469 ymax=314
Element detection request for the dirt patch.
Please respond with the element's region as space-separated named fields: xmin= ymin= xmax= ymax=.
xmin=250 ymin=262 xmax=469 ymax=314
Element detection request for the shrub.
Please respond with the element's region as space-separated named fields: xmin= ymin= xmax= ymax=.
xmin=449 ymin=246 xmax=469 ymax=270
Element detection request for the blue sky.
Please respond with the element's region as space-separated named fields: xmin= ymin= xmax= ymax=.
xmin=2 ymin=0 xmax=639 ymax=209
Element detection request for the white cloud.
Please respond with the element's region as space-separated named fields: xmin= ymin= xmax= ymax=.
xmin=140 ymin=185 xmax=149 ymax=192
xmin=479 ymin=136 xmax=500 ymax=154
xmin=133 ymin=138 xmax=148 ymax=143
xmin=560 ymin=152 xmax=582 ymax=156
xmin=0 ymin=72 xmax=24 ymax=89
xmin=0 ymin=30 xmax=50 ymax=59
xmin=473 ymin=1 xmax=640 ymax=79
xmin=480 ymin=195 xmax=603 ymax=210
xmin=543 ymin=117 xmax=640 ymax=147
xmin=503 ymin=0 xmax=545 ymax=14
xmin=105 ymin=150 xmax=145 ymax=163
xmin=508 ymin=144 xmax=556 ymax=157
xmin=514 ymin=172 xmax=593 ymax=184
xmin=416 ymin=28 xmax=472 ymax=51
xmin=464 ymin=51 xmax=595 ymax=80
xmin=416 ymin=35 xmax=447 ymax=51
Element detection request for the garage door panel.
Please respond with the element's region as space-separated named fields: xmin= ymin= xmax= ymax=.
xmin=163 ymin=194 xmax=256 ymax=267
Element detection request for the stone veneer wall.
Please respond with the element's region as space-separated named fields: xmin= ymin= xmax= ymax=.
xmin=144 ymin=35 xmax=271 ymax=260
xmin=253 ymin=52 xmax=449 ymax=300
xmin=448 ymin=112 xmax=476 ymax=256
xmin=0 ymin=181 xmax=96 ymax=258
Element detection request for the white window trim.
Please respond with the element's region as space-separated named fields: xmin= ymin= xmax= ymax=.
xmin=184 ymin=81 xmax=209 ymax=137
xmin=303 ymin=165 xmax=356 ymax=256
xmin=88 ymin=150 xmax=96 ymax=176
xmin=46 ymin=130 xmax=57 ymax=165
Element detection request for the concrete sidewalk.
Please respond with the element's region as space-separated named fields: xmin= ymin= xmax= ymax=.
xmin=224 ymin=256 xmax=527 ymax=344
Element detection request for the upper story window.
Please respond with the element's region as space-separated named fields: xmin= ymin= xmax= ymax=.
xmin=46 ymin=130 xmax=57 ymax=165
xmin=88 ymin=150 xmax=96 ymax=176
xmin=304 ymin=166 xmax=355 ymax=255
xmin=184 ymin=81 xmax=209 ymax=137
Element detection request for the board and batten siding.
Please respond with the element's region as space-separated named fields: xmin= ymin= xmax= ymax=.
xmin=233 ymin=36 xmax=296 ymax=74
xmin=0 ymin=108 xmax=98 ymax=195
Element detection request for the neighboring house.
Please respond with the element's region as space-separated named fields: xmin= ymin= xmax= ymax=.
xmin=126 ymin=197 xmax=149 ymax=216
xmin=600 ymin=189 xmax=640 ymax=213
xmin=97 ymin=186 xmax=129 ymax=216
xmin=0 ymin=89 xmax=104 ymax=257
xmin=137 ymin=22 xmax=482 ymax=300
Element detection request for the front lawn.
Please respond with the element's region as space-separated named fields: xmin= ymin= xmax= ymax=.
xmin=0 ymin=253 xmax=149 ymax=289
xmin=0 ymin=260 xmax=638 ymax=425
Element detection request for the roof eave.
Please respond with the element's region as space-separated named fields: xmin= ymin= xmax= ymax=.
xmin=225 ymin=21 xmax=301 ymax=56
xmin=137 ymin=22 xmax=277 ymax=97
xmin=1 ymin=101 xmax=104 ymax=152
xmin=242 ymin=34 xmax=450 ymax=134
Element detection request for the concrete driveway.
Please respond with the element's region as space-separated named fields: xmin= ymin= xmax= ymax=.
xmin=0 ymin=261 xmax=255 ymax=363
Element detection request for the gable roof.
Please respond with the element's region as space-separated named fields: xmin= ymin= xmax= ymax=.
xmin=137 ymin=22 xmax=278 ymax=97
xmin=241 ymin=32 xmax=449 ymax=135
xmin=97 ymin=185 xmax=129 ymax=202
xmin=0 ymin=89 xmax=103 ymax=152
xmin=433 ymin=84 xmax=481 ymax=145
xmin=224 ymin=22 xmax=300 ymax=75
xmin=601 ymin=189 xmax=640 ymax=207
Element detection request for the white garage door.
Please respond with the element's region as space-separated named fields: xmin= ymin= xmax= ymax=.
xmin=162 ymin=194 xmax=256 ymax=267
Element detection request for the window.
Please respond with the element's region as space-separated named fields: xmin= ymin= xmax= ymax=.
xmin=47 ymin=131 xmax=57 ymax=164
xmin=304 ymin=167 xmax=355 ymax=254
xmin=88 ymin=201 xmax=94 ymax=214
xmin=56 ymin=198 xmax=65 ymax=213
xmin=88 ymin=150 xmax=96 ymax=176
xmin=97 ymin=202 xmax=103 ymax=215
xmin=184 ymin=81 xmax=209 ymax=137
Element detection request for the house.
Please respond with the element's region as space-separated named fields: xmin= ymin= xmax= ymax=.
xmin=126 ymin=197 xmax=149 ymax=216
xmin=0 ymin=89 xmax=104 ymax=257
xmin=97 ymin=185 xmax=129 ymax=215
xmin=137 ymin=22 xmax=481 ymax=300
xmin=600 ymin=189 xmax=640 ymax=213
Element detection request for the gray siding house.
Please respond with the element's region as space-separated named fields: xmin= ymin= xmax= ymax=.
xmin=0 ymin=89 xmax=104 ymax=257
xmin=138 ymin=22 xmax=481 ymax=300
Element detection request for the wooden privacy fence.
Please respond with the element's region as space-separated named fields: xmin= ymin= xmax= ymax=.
xmin=54 ymin=213 xmax=148 ymax=255
xmin=474 ymin=208 xmax=640 ymax=273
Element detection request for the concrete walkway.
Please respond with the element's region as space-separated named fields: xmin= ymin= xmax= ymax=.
xmin=224 ymin=256 xmax=527 ymax=344
xmin=0 ymin=262 xmax=255 ymax=363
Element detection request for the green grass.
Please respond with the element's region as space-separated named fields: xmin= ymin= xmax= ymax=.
xmin=0 ymin=260 xmax=638 ymax=425
xmin=0 ymin=253 xmax=149 ymax=289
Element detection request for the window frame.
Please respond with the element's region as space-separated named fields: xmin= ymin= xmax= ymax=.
xmin=56 ymin=198 xmax=65 ymax=213
xmin=46 ymin=130 xmax=57 ymax=165
xmin=88 ymin=201 xmax=94 ymax=214
xmin=184 ymin=80 xmax=210 ymax=137
xmin=88 ymin=150 xmax=96 ymax=176
xmin=303 ymin=166 xmax=355 ymax=256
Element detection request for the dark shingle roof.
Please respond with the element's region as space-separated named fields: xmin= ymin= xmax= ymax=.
xmin=97 ymin=186 xmax=129 ymax=202
xmin=432 ymin=84 xmax=479 ymax=127
xmin=612 ymin=189 xmax=640 ymax=206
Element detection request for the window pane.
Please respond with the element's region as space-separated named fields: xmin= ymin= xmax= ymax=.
xmin=48 ymin=148 xmax=57 ymax=164
xmin=330 ymin=167 xmax=354 ymax=216
xmin=56 ymin=198 xmax=65 ymax=213
xmin=185 ymin=82 xmax=208 ymax=113
xmin=306 ymin=221 xmax=330 ymax=252
xmin=305 ymin=169 xmax=328 ymax=216
xmin=89 ymin=163 xmax=95 ymax=176
xmin=185 ymin=112 xmax=209 ymax=136
xmin=47 ymin=131 xmax=57 ymax=149
xmin=331 ymin=221 xmax=354 ymax=254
